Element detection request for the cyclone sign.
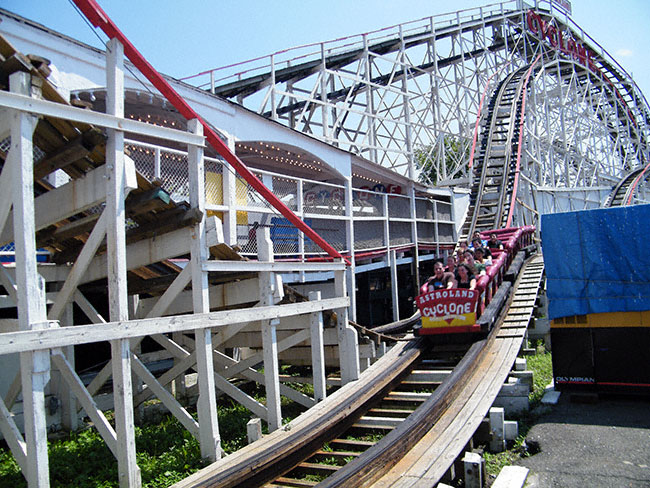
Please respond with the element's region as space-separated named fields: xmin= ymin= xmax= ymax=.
xmin=416 ymin=289 xmax=479 ymax=328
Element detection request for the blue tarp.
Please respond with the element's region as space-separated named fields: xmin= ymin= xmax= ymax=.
xmin=541 ymin=204 xmax=650 ymax=320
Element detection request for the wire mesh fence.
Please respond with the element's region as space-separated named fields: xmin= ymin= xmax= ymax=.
xmin=353 ymin=189 xmax=384 ymax=217
xmin=303 ymin=181 xmax=345 ymax=216
xmin=387 ymin=194 xmax=411 ymax=219
xmin=123 ymin=139 xmax=455 ymax=260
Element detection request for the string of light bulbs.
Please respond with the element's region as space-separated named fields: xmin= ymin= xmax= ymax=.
xmin=236 ymin=142 xmax=323 ymax=173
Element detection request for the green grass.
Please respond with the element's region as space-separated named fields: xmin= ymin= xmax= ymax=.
xmin=0 ymin=414 xmax=209 ymax=488
xmin=0 ymin=370 xmax=315 ymax=488
xmin=526 ymin=342 xmax=553 ymax=404
xmin=484 ymin=341 xmax=553 ymax=478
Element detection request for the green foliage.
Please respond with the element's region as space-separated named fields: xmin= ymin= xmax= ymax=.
xmin=0 ymin=364 xmax=322 ymax=488
xmin=321 ymin=456 xmax=341 ymax=466
xmin=526 ymin=342 xmax=553 ymax=405
xmin=484 ymin=436 xmax=529 ymax=477
xmin=483 ymin=342 xmax=553 ymax=478
xmin=0 ymin=416 xmax=212 ymax=488
xmin=415 ymin=135 xmax=469 ymax=185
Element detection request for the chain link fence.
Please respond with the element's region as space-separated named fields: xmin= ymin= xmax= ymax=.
xmin=353 ymin=189 xmax=384 ymax=217
xmin=388 ymin=194 xmax=411 ymax=219
xmin=123 ymin=139 xmax=455 ymax=260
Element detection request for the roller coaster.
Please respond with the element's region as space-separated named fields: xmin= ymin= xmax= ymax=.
xmin=1 ymin=1 xmax=649 ymax=487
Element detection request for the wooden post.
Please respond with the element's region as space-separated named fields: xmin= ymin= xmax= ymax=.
xmin=463 ymin=451 xmax=484 ymax=488
xmin=390 ymin=249 xmax=400 ymax=322
xmin=106 ymin=38 xmax=141 ymax=488
xmin=57 ymin=302 xmax=78 ymax=431
xmin=344 ymin=177 xmax=356 ymax=321
xmin=128 ymin=295 xmax=144 ymax=424
xmin=296 ymin=179 xmax=306 ymax=282
xmin=308 ymin=291 xmax=326 ymax=402
xmin=10 ymin=71 xmax=50 ymax=488
xmin=223 ymin=135 xmax=238 ymax=246
xmin=408 ymin=183 xmax=420 ymax=290
xmin=334 ymin=269 xmax=359 ymax=384
xmin=257 ymin=228 xmax=282 ymax=431
xmin=489 ymin=406 xmax=506 ymax=453
xmin=188 ymin=118 xmax=221 ymax=460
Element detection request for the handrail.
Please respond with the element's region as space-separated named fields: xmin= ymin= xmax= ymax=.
xmin=72 ymin=0 xmax=350 ymax=265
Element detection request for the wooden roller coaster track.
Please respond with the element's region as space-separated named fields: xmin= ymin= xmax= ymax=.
xmin=605 ymin=163 xmax=650 ymax=207
xmin=173 ymin=250 xmax=544 ymax=488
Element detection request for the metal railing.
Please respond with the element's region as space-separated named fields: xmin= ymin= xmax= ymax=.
xmin=124 ymin=138 xmax=455 ymax=259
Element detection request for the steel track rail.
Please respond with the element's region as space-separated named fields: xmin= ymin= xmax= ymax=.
xmin=604 ymin=164 xmax=650 ymax=207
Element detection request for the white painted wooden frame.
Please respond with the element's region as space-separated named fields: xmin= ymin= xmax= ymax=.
xmin=106 ymin=38 xmax=141 ymax=488
xmin=188 ymin=118 xmax=221 ymax=460
xmin=9 ymin=71 xmax=50 ymax=488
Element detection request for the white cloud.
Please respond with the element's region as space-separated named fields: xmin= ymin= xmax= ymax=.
xmin=616 ymin=49 xmax=634 ymax=58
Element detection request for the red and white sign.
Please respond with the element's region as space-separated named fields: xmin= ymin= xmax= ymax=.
xmin=526 ymin=10 xmax=595 ymax=72
xmin=416 ymin=289 xmax=479 ymax=329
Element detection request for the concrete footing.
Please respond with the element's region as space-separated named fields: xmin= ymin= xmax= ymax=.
xmin=492 ymin=466 xmax=529 ymax=487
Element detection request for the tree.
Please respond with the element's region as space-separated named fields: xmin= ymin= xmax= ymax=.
xmin=415 ymin=134 xmax=470 ymax=186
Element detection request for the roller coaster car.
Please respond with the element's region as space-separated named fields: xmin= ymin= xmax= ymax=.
xmin=413 ymin=226 xmax=536 ymax=339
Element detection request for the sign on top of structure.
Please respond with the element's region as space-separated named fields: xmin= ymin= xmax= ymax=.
xmin=552 ymin=0 xmax=572 ymax=14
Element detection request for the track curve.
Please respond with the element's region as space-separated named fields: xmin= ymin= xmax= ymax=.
xmin=172 ymin=250 xmax=544 ymax=488
xmin=605 ymin=162 xmax=650 ymax=207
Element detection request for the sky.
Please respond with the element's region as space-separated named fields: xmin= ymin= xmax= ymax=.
xmin=1 ymin=0 xmax=649 ymax=100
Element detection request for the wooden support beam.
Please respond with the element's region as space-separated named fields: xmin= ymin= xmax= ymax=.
xmin=74 ymin=290 xmax=107 ymax=324
xmin=133 ymin=350 xmax=195 ymax=406
xmin=0 ymin=140 xmax=14 ymax=237
xmin=38 ymin=184 xmax=173 ymax=249
xmin=143 ymin=265 xmax=192 ymax=319
xmin=0 ymin=53 xmax=33 ymax=87
xmin=78 ymin=215 xmax=223 ymax=286
xmin=0 ymin=298 xmax=349 ymax=355
xmin=48 ymin=211 xmax=108 ymax=320
xmin=188 ymin=118 xmax=220 ymax=461
xmin=309 ymin=291 xmax=327 ymax=402
xmin=0 ymin=157 xmax=137 ymax=246
xmin=211 ymin=348 xmax=315 ymax=409
xmin=0 ymin=262 xmax=18 ymax=303
xmin=135 ymin=274 xmax=257 ymax=319
xmin=131 ymin=355 xmax=200 ymax=439
xmin=0 ymin=395 xmax=27 ymax=472
xmin=105 ymin=38 xmax=140 ymax=488
xmin=335 ymin=269 xmax=359 ymax=384
xmin=50 ymin=353 xmax=118 ymax=456
xmin=10 ymin=70 xmax=51 ymax=488
xmin=390 ymin=249 xmax=399 ymax=322
xmin=32 ymin=129 xmax=106 ymax=180
xmin=51 ymin=206 xmax=202 ymax=263
xmin=257 ymin=227 xmax=282 ymax=431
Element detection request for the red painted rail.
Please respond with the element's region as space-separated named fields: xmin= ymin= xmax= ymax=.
xmin=73 ymin=0 xmax=349 ymax=265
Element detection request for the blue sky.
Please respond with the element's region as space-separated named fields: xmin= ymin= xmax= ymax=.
xmin=2 ymin=0 xmax=649 ymax=101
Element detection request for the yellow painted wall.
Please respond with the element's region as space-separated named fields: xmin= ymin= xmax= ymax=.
xmin=205 ymin=172 xmax=249 ymax=224
xmin=552 ymin=310 xmax=650 ymax=328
